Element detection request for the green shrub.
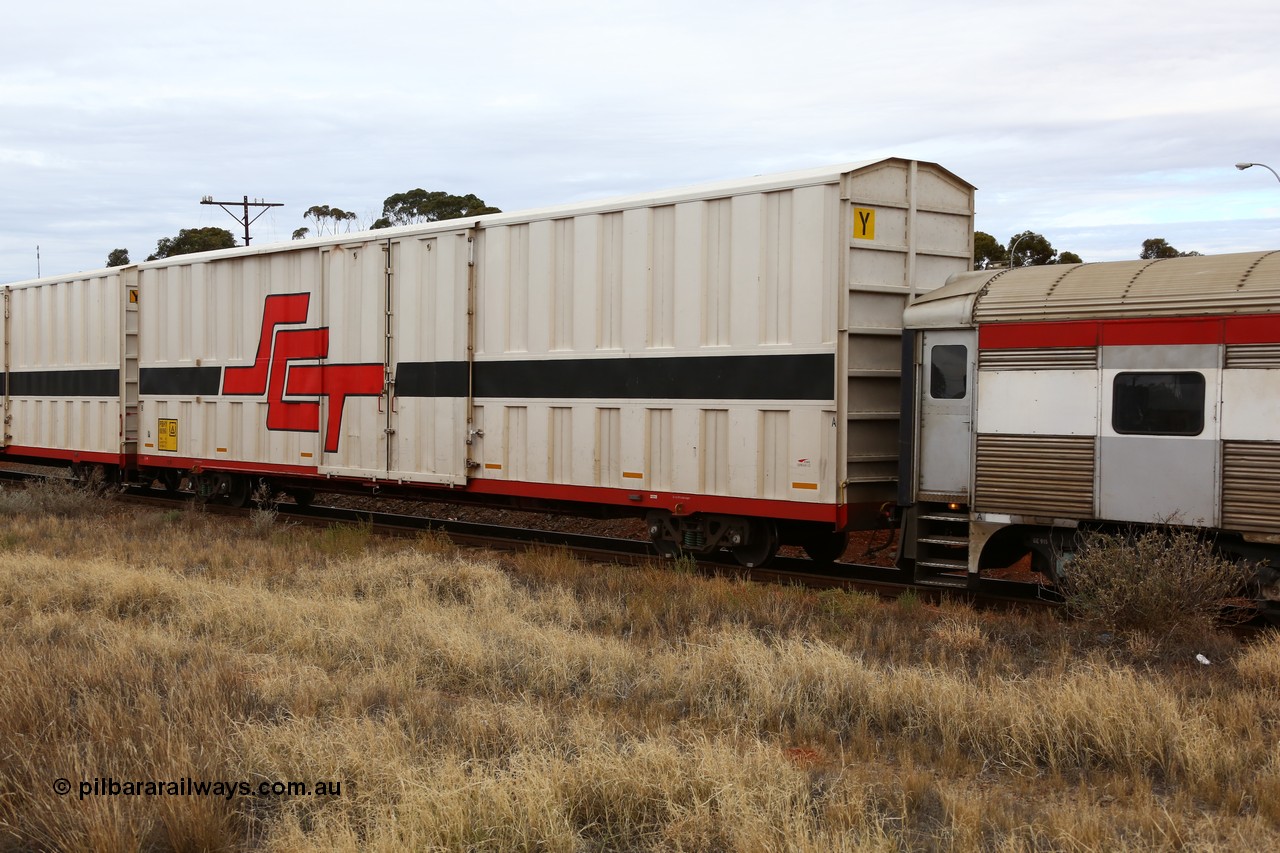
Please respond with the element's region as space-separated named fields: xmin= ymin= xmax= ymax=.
xmin=320 ymin=520 xmax=373 ymax=558
xmin=1060 ymin=526 xmax=1251 ymax=638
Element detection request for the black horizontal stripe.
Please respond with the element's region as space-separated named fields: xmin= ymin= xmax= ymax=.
xmin=117 ymin=353 xmax=835 ymax=400
xmin=394 ymin=361 xmax=470 ymax=398
xmin=140 ymin=366 xmax=223 ymax=396
xmin=6 ymin=369 xmax=119 ymax=397
xmin=397 ymin=353 xmax=835 ymax=401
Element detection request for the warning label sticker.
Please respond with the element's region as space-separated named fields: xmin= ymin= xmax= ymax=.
xmin=158 ymin=418 xmax=178 ymax=452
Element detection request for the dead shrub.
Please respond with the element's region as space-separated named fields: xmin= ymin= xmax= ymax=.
xmin=250 ymin=480 xmax=280 ymax=534
xmin=1059 ymin=526 xmax=1251 ymax=639
xmin=0 ymin=477 xmax=102 ymax=518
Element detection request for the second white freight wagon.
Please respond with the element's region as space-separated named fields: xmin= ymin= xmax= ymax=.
xmin=2 ymin=268 xmax=138 ymax=471
xmin=131 ymin=158 xmax=974 ymax=563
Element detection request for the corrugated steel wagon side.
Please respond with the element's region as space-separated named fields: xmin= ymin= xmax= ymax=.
xmin=2 ymin=270 xmax=138 ymax=475
xmin=131 ymin=159 xmax=973 ymax=564
xmin=461 ymin=159 xmax=974 ymax=563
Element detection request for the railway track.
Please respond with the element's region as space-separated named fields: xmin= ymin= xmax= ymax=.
xmin=8 ymin=465 xmax=1271 ymax=625
xmin=2 ymin=464 xmax=1059 ymax=610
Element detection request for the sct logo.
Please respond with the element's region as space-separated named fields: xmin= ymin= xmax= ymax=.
xmin=223 ymin=293 xmax=384 ymax=453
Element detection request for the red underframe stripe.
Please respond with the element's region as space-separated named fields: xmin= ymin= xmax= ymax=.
xmin=466 ymin=478 xmax=838 ymax=523
xmin=980 ymin=314 xmax=1280 ymax=349
xmin=136 ymin=455 xmax=319 ymax=476
xmin=131 ymin=454 xmax=841 ymax=523
xmin=2 ymin=446 xmax=127 ymax=466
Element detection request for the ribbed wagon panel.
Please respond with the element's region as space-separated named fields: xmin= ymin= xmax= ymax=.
xmin=109 ymin=159 xmax=977 ymax=521
xmin=1222 ymin=441 xmax=1280 ymax=533
xmin=974 ymin=434 xmax=1095 ymax=517
xmin=1225 ymin=344 xmax=1280 ymax=368
xmin=468 ymin=159 xmax=974 ymax=509
xmin=978 ymin=347 xmax=1097 ymax=370
xmin=5 ymin=272 xmax=126 ymax=457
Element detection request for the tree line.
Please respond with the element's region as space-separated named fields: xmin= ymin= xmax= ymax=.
xmin=106 ymin=200 xmax=1201 ymax=271
xmin=973 ymin=232 xmax=1202 ymax=270
xmin=105 ymin=189 xmax=500 ymax=267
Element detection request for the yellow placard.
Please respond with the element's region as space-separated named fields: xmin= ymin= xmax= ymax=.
xmin=158 ymin=418 xmax=178 ymax=452
xmin=853 ymin=207 xmax=876 ymax=240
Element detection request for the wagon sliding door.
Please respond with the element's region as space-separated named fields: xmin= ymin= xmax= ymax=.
xmin=312 ymin=239 xmax=391 ymax=479
xmin=385 ymin=230 xmax=473 ymax=486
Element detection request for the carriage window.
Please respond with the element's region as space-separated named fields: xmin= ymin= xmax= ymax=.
xmin=1112 ymin=372 xmax=1205 ymax=436
xmin=929 ymin=345 xmax=968 ymax=400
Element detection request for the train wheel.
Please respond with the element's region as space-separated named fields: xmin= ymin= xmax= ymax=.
xmin=287 ymin=488 xmax=315 ymax=508
xmin=1030 ymin=549 xmax=1060 ymax=585
xmin=157 ymin=470 xmax=182 ymax=492
xmin=652 ymin=539 xmax=683 ymax=560
xmin=226 ymin=476 xmax=253 ymax=508
xmin=647 ymin=519 xmax=682 ymax=559
xmin=732 ymin=521 xmax=779 ymax=568
xmin=802 ymin=531 xmax=850 ymax=565
xmin=70 ymin=463 xmax=111 ymax=494
xmin=645 ymin=512 xmax=686 ymax=558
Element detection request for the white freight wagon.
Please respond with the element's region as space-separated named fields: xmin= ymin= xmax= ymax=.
xmin=1 ymin=269 xmax=138 ymax=470
xmin=10 ymin=158 xmax=974 ymax=565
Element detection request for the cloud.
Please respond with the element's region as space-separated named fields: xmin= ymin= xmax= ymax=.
xmin=1 ymin=0 xmax=1277 ymax=279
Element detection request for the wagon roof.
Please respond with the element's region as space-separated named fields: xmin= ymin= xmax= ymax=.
xmin=906 ymin=250 xmax=1280 ymax=328
xmin=4 ymin=158 xmax=975 ymax=287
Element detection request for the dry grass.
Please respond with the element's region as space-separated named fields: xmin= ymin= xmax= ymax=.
xmin=0 ymin=481 xmax=1278 ymax=851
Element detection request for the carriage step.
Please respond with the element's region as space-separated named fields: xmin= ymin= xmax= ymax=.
xmin=918 ymin=512 xmax=967 ymax=523
xmin=918 ymin=534 xmax=968 ymax=546
xmin=914 ymin=572 xmax=974 ymax=589
xmin=916 ymin=557 xmax=968 ymax=572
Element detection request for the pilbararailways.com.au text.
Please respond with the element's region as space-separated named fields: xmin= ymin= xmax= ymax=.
xmin=54 ymin=777 xmax=345 ymax=801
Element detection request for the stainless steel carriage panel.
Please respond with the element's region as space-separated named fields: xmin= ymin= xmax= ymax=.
xmin=976 ymin=370 xmax=1099 ymax=437
xmin=1097 ymin=348 xmax=1221 ymax=527
xmin=971 ymin=348 xmax=1101 ymax=517
xmin=1222 ymin=368 xmax=1280 ymax=442
xmin=4 ymin=271 xmax=129 ymax=457
xmin=1215 ymin=365 xmax=1280 ymax=533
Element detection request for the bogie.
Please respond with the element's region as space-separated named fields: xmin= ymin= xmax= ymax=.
xmin=647 ymin=511 xmax=782 ymax=567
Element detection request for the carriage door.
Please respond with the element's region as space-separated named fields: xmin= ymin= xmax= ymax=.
xmin=917 ymin=330 xmax=976 ymax=498
xmin=1099 ymin=354 xmax=1220 ymax=525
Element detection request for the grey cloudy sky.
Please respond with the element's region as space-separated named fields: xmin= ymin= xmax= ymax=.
xmin=2 ymin=0 xmax=1277 ymax=283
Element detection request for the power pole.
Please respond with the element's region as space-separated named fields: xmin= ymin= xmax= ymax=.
xmin=200 ymin=195 xmax=283 ymax=245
